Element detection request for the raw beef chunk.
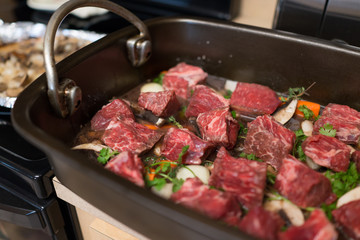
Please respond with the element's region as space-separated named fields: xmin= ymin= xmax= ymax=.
xmin=161 ymin=127 xmax=214 ymax=165
xmin=105 ymin=151 xmax=144 ymax=187
xmin=313 ymin=116 xmax=360 ymax=145
xmin=238 ymin=206 xmax=284 ymax=240
xmin=302 ymin=134 xmax=350 ymax=172
xmin=196 ymin=107 xmax=239 ymax=149
xmin=322 ymin=103 xmax=360 ymax=125
xmin=209 ymin=147 xmax=267 ymax=209
xmin=274 ymin=155 xmax=336 ymax=208
xmin=230 ymin=82 xmax=281 ymax=116
xmin=91 ymin=99 xmax=134 ymax=131
xmin=279 ymin=209 xmax=338 ymax=240
xmin=332 ymin=199 xmax=360 ymax=240
xmin=244 ymin=115 xmax=296 ymax=170
xmin=171 ymin=178 xmax=242 ymax=226
xmin=351 ymin=150 xmax=360 ymax=173
xmin=163 ymin=62 xmax=207 ymax=100
xmin=138 ymin=90 xmax=180 ymax=117
xmin=185 ymin=85 xmax=229 ymax=118
xmin=102 ymin=118 xmax=162 ymax=155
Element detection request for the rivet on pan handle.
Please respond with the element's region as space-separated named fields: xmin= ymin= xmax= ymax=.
xmin=44 ymin=0 xmax=151 ymax=118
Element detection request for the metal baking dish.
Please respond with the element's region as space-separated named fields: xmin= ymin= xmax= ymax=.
xmin=11 ymin=0 xmax=360 ymax=239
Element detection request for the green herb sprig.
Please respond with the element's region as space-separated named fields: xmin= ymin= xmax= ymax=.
xmin=152 ymin=72 xmax=165 ymax=85
xmin=319 ymin=123 xmax=336 ymax=137
xmin=298 ymin=105 xmax=315 ymax=120
xmin=239 ymin=152 xmax=263 ymax=162
xmin=168 ymin=116 xmax=183 ymax=128
xmin=97 ymin=148 xmax=119 ymax=164
xmin=293 ymin=129 xmax=307 ymax=162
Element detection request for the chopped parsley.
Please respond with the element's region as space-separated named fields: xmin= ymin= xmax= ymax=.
xmin=321 ymin=202 xmax=337 ymax=221
xmin=293 ymin=129 xmax=307 ymax=162
xmin=239 ymin=152 xmax=263 ymax=162
xmin=152 ymin=72 xmax=165 ymax=85
xmin=231 ymin=110 xmax=237 ymax=119
xmin=298 ymin=105 xmax=315 ymax=120
xmin=97 ymin=148 xmax=119 ymax=164
xmin=319 ymin=123 xmax=336 ymax=137
xmin=224 ymin=90 xmax=233 ymax=99
xmin=168 ymin=116 xmax=183 ymax=128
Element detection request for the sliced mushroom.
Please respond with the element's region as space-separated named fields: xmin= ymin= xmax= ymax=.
xmin=301 ymin=120 xmax=314 ymax=137
xmin=72 ymin=142 xmax=109 ymax=152
xmin=337 ymin=186 xmax=360 ymax=208
xmin=176 ymin=165 xmax=210 ymax=184
xmin=140 ymin=82 xmax=164 ymax=93
xmin=273 ymin=99 xmax=298 ymax=125
xmin=151 ymin=183 xmax=173 ymax=199
xmin=264 ymin=199 xmax=305 ymax=226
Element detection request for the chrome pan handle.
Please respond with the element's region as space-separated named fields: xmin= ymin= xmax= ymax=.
xmin=44 ymin=0 xmax=151 ymax=118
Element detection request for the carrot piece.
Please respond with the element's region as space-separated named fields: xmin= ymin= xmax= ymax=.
xmin=159 ymin=160 xmax=178 ymax=168
xmin=147 ymin=168 xmax=156 ymax=181
xmin=144 ymin=123 xmax=159 ymax=130
xmin=295 ymin=100 xmax=320 ymax=118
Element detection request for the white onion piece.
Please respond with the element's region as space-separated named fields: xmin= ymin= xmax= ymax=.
xmin=224 ymin=80 xmax=238 ymax=92
xmin=72 ymin=143 xmax=108 ymax=152
xmin=337 ymin=186 xmax=360 ymax=208
xmin=151 ymin=183 xmax=173 ymax=199
xmin=273 ymin=99 xmax=298 ymax=125
xmin=176 ymin=165 xmax=210 ymax=184
xmin=264 ymin=199 xmax=304 ymax=226
xmin=140 ymin=83 xmax=164 ymax=93
xmin=301 ymin=120 xmax=314 ymax=137
xmin=305 ymin=156 xmax=321 ymax=170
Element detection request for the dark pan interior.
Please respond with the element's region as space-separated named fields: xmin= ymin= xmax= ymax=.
xmin=12 ymin=16 xmax=360 ymax=239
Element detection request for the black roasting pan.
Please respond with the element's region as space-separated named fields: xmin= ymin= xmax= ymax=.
xmin=11 ymin=0 xmax=360 ymax=239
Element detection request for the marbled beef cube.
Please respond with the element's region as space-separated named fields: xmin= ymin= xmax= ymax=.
xmin=332 ymin=199 xmax=360 ymax=240
xmin=274 ymin=155 xmax=336 ymax=208
xmin=244 ymin=115 xmax=296 ymax=170
xmin=163 ymin=62 xmax=207 ymax=100
xmin=313 ymin=116 xmax=360 ymax=145
xmin=91 ymin=99 xmax=134 ymax=131
xmin=209 ymin=147 xmax=267 ymax=209
xmin=351 ymin=150 xmax=360 ymax=173
xmin=196 ymin=107 xmax=239 ymax=149
xmin=102 ymin=118 xmax=162 ymax=155
xmin=322 ymin=103 xmax=360 ymax=126
xmin=230 ymin=82 xmax=281 ymax=116
xmin=161 ymin=127 xmax=214 ymax=165
xmin=279 ymin=209 xmax=338 ymax=240
xmin=171 ymin=177 xmax=242 ymax=226
xmin=185 ymin=85 xmax=229 ymax=118
xmin=238 ymin=206 xmax=284 ymax=240
xmin=302 ymin=134 xmax=350 ymax=172
xmin=138 ymin=90 xmax=180 ymax=117
xmin=105 ymin=151 xmax=144 ymax=187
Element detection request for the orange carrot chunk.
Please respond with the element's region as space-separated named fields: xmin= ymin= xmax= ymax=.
xmin=295 ymin=100 xmax=320 ymax=118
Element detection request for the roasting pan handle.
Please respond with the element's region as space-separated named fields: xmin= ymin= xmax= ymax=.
xmin=44 ymin=0 xmax=151 ymax=118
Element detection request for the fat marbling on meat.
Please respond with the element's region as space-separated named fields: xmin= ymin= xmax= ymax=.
xmin=230 ymin=82 xmax=281 ymax=116
xmin=185 ymin=84 xmax=229 ymax=118
xmin=138 ymin=90 xmax=180 ymax=117
xmin=161 ymin=127 xmax=214 ymax=165
xmin=162 ymin=62 xmax=208 ymax=100
xmin=302 ymin=134 xmax=350 ymax=172
xmin=244 ymin=115 xmax=296 ymax=170
xmin=196 ymin=107 xmax=239 ymax=149
xmin=170 ymin=177 xmax=242 ymax=226
xmin=274 ymin=155 xmax=336 ymax=208
xmin=332 ymin=199 xmax=360 ymax=240
xmin=321 ymin=103 xmax=360 ymax=125
xmin=90 ymin=98 xmax=134 ymax=131
xmin=209 ymin=147 xmax=267 ymax=209
xmin=105 ymin=151 xmax=144 ymax=187
xmin=279 ymin=209 xmax=338 ymax=240
xmin=102 ymin=118 xmax=162 ymax=155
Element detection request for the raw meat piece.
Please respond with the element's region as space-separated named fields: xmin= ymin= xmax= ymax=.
xmin=161 ymin=127 xmax=214 ymax=165
xmin=322 ymin=103 xmax=360 ymax=126
xmin=238 ymin=206 xmax=284 ymax=240
xmin=279 ymin=209 xmax=338 ymax=240
xmin=91 ymin=99 xmax=134 ymax=131
xmin=196 ymin=107 xmax=239 ymax=149
xmin=230 ymin=82 xmax=281 ymax=116
xmin=185 ymin=85 xmax=229 ymax=118
xmin=105 ymin=151 xmax=144 ymax=187
xmin=313 ymin=116 xmax=360 ymax=145
xmin=244 ymin=115 xmax=296 ymax=170
xmin=163 ymin=62 xmax=207 ymax=99
xmin=351 ymin=150 xmax=360 ymax=173
xmin=302 ymin=134 xmax=350 ymax=172
xmin=138 ymin=90 xmax=180 ymax=117
xmin=332 ymin=199 xmax=360 ymax=240
xmin=274 ymin=155 xmax=336 ymax=208
xmin=171 ymin=177 xmax=242 ymax=226
xmin=209 ymin=147 xmax=267 ymax=209
xmin=102 ymin=118 xmax=162 ymax=155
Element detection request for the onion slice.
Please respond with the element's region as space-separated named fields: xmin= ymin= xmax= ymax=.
xmin=337 ymin=186 xmax=360 ymax=208
xmin=301 ymin=120 xmax=313 ymax=137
